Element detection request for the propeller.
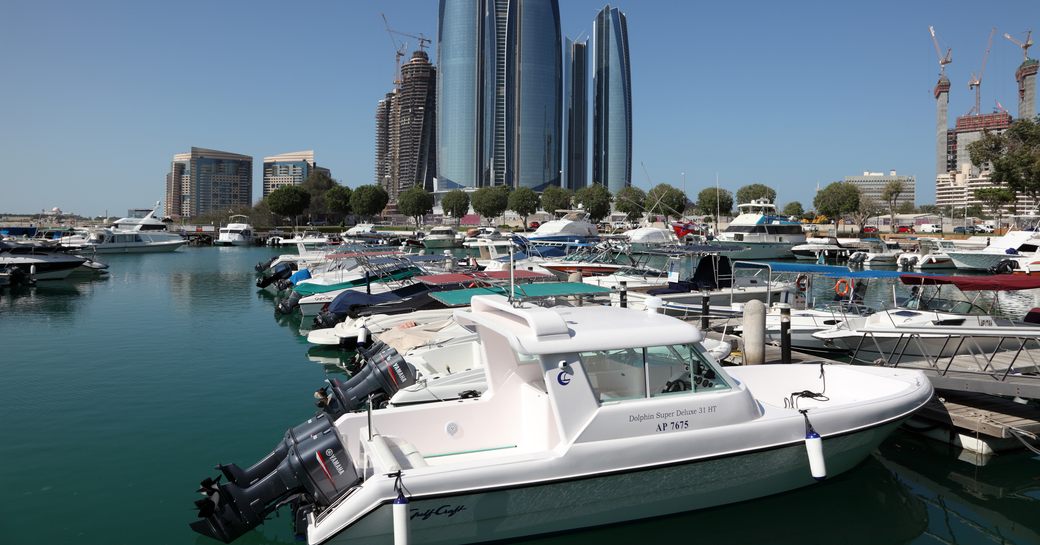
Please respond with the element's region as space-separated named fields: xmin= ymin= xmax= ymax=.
xmin=197 ymin=475 xmax=221 ymax=494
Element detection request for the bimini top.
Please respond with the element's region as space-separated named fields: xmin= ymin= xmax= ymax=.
xmin=900 ymin=273 xmax=1040 ymax=291
xmin=734 ymin=261 xmax=851 ymax=275
xmin=455 ymin=295 xmax=702 ymax=355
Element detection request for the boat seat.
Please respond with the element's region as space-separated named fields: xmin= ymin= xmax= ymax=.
xmin=368 ymin=435 xmax=428 ymax=472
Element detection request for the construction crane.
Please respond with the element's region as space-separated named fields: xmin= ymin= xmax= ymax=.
xmin=1004 ymin=30 xmax=1034 ymax=60
xmin=929 ymin=25 xmax=953 ymax=76
xmin=967 ymin=27 xmax=996 ymax=116
xmin=381 ymin=13 xmax=431 ymax=53
xmin=381 ymin=14 xmax=408 ymax=85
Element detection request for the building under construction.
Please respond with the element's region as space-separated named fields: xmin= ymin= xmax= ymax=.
xmin=373 ymin=51 xmax=437 ymax=205
xmin=933 ymin=28 xmax=1038 ymax=214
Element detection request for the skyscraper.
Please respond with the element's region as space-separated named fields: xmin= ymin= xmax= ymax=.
xmin=389 ymin=51 xmax=437 ymax=202
xmin=263 ymin=151 xmax=329 ymax=197
xmin=437 ymin=0 xmax=484 ymax=191
xmin=934 ymin=74 xmax=950 ymax=176
xmin=563 ymin=38 xmax=588 ymax=191
xmin=1016 ymin=58 xmax=1038 ymax=121
xmin=592 ymin=4 xmax=632 ymax=193
xmin=436 ymin=0 xmax=561 ymax=192
xmin=165 ymin=147 xmax=252 ymax=219
xmin=374 ymin=91 xmax=395 ymax=186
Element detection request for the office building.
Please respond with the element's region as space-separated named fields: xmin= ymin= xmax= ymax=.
xmin=435 ymin=0 xmax=562 ymax=192
xmin=563 ymin=37 xmax=588 ymax=191
xmin=262 ymin=151 xmax=330 ymax=198
xmin=165 ymin=147 xmax=252 ymax=220
xmin=592 ymin=4 xmax=632 ymax=193
xmin=844 ymin=171 xmax=915 ymax=207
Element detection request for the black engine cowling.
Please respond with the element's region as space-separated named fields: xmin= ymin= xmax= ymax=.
xmin=255 ymin=263 xmax=295 ymax=288
xmin=316 ymin=341 xmax=418 ymax=418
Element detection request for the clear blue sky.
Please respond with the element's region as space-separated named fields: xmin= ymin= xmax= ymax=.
xmin=1 ymin=0 xmax=1037 ymax=216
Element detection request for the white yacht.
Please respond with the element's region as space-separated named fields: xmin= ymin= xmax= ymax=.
xmin=527 ymin=210 xmax=599 ymax=244
xmin=714 ymin=199 xmax=806 ymax=259
xmin=791 ymin=237 xmax=863 ymax=261
xmin=0 ymin=242 xmax=87 ymax=280
xmin=59 ymin=203 xmax=185 ymax=253
xmin=268 ymin=231 xmax=332 ymax=247
xmin=848 ymin=239 xmax=902 ymax=266
xmin=421 ymin=226 xmax=463 ymax=249
xmin=191 ymin=295 xmax=933 ymax=544
xmin=214 ymin=215 xmax=254 ymax=246
xmin=946 ymin=230 xmax=1040 ymax=271
xmin=896 ymin=238 xmax=957 ymax=270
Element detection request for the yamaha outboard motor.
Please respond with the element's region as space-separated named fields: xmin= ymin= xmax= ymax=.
xmin=190 ymin=419 xmax=358 ymax=543
xmin=254 ymin=256 xmax=278 ymax=273
xmin=316 ymin=341 xmax=418 ymax=418
xmin=275 ymin=290 xmax=303 ymax=315
xmin=255 ymin=262 xmax=295 ymax=289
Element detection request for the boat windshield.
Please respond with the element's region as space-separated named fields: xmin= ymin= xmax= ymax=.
xmin=579 ymin=343 xmax=729 ymax=403
xmin=903 ymin=285 xmax=988 ymax=315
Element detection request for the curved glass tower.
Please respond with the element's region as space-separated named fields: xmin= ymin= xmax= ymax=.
xmin=437 ymin=0 xmax=484 ymax=189
xmin=593 ymin=5 xmax=632 ymax=193
xmin=512 ymin=0 xmax=562 ymax=191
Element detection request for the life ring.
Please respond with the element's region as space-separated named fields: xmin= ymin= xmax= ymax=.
xmin=834 ymin=278 xmax=852 ymax=297
xmin=795 ymin=274 xmax=808 ymax=292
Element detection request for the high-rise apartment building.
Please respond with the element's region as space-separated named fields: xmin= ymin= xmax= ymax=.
xmin=592 ymin=4 xmax=632 ymax=193
xmin=165 ymin=147 xmax=252 ymax=220
xmin=1015 ymin=58 xmax=1038 ymax=120
xmin=563 ymin=38 xmax=588 ymax=191
xmin=389 ymin=51 xmax=437 ymax=202
xmin=435 ymin=0 xmax=561 ymax=192
xmin=374 ymin=91 xmax=395 ymax=186
xmin=262 ymin=151 xmax=330 ymax=197
xmin=844 ymin=171 xmax=915 ymax=207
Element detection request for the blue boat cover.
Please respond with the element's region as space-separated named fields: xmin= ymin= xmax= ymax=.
xmin=733 ymin=261 xmax=852 ymax=274
xmin=288 ymin=269 xmax=311 ymax=284
xmin=326 ymin=283 xmax=429 ymax=315
xmin=820 ymin=269 xmax=907 ymax=279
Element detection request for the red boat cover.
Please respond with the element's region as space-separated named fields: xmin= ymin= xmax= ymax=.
xmin=900 ymin=273 xmax=1040 ymax=291
xmin=416 ymin=270 xmax=551 ymax=286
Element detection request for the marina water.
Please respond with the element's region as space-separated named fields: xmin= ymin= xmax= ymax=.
xmin=1 ymin=247 xmax=1037 ymax=545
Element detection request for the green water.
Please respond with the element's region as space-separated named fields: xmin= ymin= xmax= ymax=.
xmin=1 ymin=247 xmax=1037 ymax=545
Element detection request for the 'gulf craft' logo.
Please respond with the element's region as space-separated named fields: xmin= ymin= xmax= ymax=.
xmin=556 ymin=370 xmax=572 ymax=386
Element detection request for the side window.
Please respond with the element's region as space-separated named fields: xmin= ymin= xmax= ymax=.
xmin=579 ymin=348 xmax=646 ymax=402
xmin=647 ymin=344 xmax=729 ymax=396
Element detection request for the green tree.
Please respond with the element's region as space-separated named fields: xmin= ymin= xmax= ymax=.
xmin=325 ymin=185 xmax=353 ymax=224
xmin=265 ymin=185 xmax=311 ymax=227
xmin=880 ymin=179 xmax=907 ymax=229
xmin=813 ymin=182 xmax=860 ymax=219
xmin=917 ymin=204 xmax=940 ymax=214
xmin=574 ymin=183 xmax=613 ymax=223
xmin=735 ymin=183 xmax=777 ymax=204
xmin=471 ymin=186 xmax=509 ymax=225
xmin=300 ymin=170 xmax=338 ymax=221
xmin=968 ymin=117 xmax=1040 ymax=199
xmin=397 ymin=186 xmax=434 ymax=230
xmin=782 ymin=201 xmax=804 ymax=217
xmin=695 ymin=187 xmax=734 ymax=232
xmin=646 ymin=183 xmax=687 ymax=220
xmin=350 ymin=184 xmax=389 ymax=220
xmin=850 ymin=196 xmax=879 ymax=234
xmin=614 ymin=186 xmax=647 ymax=222
xmin=441 ymin=190 xmax=471 ymax=225
xmin=507 ymin=187 xmax=540 ymax=229
xmin=974 ymin=187 xmax=1016 ymax=228
xmin=540 ymin=186 xmax=573 ymax=215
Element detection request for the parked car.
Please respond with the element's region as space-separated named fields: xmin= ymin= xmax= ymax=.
xmin=895 ymin=225 xmax=915 ymax=234
xmin=918 ymin=223 xmax=942 ymax=233
xmin=862 ymin=226 xmax=879 ymax=234
xmin=953 ymin=226 xmax=978 ymax=234
xmin=976 ymin=224 xmax=995 ymax=233
xmin=528 ymin=221 xmax=540 ymax=229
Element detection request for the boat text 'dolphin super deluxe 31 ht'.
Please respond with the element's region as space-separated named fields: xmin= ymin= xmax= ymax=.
xmin=190 ymin=295 xmax=932 ymax=544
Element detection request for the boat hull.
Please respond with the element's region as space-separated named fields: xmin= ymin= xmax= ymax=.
xmin=312 ymin=421 xmax=902 ymax=544
xmin=422 ymin=238 xmax=461 ymax=249
xmin=70 ymin=240 xmax=185 ymax=253
xmin=947 ymin=251 xmax=1017 ymax=271
xmin=711 ymin=242 xmax=796 ymax=260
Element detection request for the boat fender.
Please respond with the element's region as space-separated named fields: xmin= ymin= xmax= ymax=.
xmin=800 ymin=409 xmax=826 ymax=481
xmin=834 ymin=278 xmax=851 ymax=297
xmin=357 ymin=326 xmax=369 ymax=347
xmin=391 ymin=471 xmax=410 ymax=545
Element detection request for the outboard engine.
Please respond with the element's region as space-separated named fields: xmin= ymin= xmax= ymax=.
xmin=312 ymin=309 xmax=340 ymax=330
xmin=190 ymin=417 xmax=358 ymax=543
xmin=255 ymin=263 xmax=295 ymax=289
xmin=989 ymin=259 xmax=1016 ymax=275
xmin=276 ymin=290 xmax=303 ymax=315
xmin=254 ymin=256 xmax=278 ymax=273
xmin=316 ymin=341 xmax=418 ymax=418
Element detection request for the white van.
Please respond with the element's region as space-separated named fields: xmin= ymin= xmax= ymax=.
xmin=917 ymin=223 xmax=942 ymax=233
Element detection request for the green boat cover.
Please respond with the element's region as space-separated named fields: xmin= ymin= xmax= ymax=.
xmin=429 ymin=282 xmax=612 ymax=307
xmin=292 ymin=268 xmax=421 ymax=297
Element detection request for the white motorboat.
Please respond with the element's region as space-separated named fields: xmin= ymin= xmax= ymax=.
xmin=59 ymin=203 xmax=185 ymax=253
xmin=791 ymin=237 xmax=863 ymax=261
xmin=527 ymin=210 xmax=599 ymax=244
xmin=812 ymin=273 xmax=1040 ymax=359
xmin=462 ymin=227 xmax=513 ymax=249
xmin=848 ymin=239 xmax=902 ymax=266
xmin=0 ymin=242 xmax=87 ymax=280
xmin=622 ymin=225 xmax=679 ymax=250
xmin=713 ymin=199 xmax=806 ymax=259
xmin=215 ymin=215 xmax=254 ymax=246
xmin=946 ymin=230 xmax=1040 ymax=271
xmin=421 ymin=226 xmax=463 ymax=249
xmin=191 ymin=294 xmax=933 ymax=544
xmin=896 ymin=238 xmax=957 ymax=270
xmin=269 ymin=231 xmax=333 ymax=247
